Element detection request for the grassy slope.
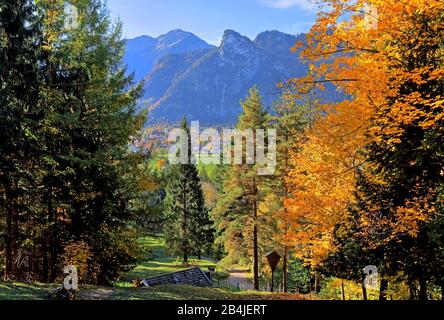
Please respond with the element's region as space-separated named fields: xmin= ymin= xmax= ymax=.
xmin=121 ymin=237 xmax=217 ymax=283
xmin=0 ymin=283 xmax=57 ymax=300
xmin=102 ymin=286 xmax=304 ymax=300
xmin=0 ymin=237 xmax=305 ymax=300
xmin=0 ymin=282 xmax=304 ymax=300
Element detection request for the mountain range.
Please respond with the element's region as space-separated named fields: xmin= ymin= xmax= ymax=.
xmin=124 ymin=29 xmax=215 ymax=83
xmin=124 ymin=29 xmax=341 ymax=125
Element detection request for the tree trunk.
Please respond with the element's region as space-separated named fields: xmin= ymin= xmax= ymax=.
xmin=362 ymin=278 xmax=368 ymax=301
xmin=341 ymin=281 xmax=346 ymax=300
xmin=12 ymin=204 xmax=19 ymax=277
xmin=42 ymin=240 xmax=49 ymax=283
xmin=361 ymin=270 xmax=367 ymax=300
xmin=441 ymin=283 xmax=444 ymax=301
xmin=47 ymin=187 xmax=57 ymax=282
xmin=49 ymin=231 xmax=57 ymax=282
xmin=283 ymin=246 xmax=288 ymax=293
xmin=5 ymin=202 xmax=13 ymax=280
xmin=418 ymin=275 xmax=428 ymax=301
xmin=314 ymin=272 xmax=320 ymax=293
xmin=379 ymin=279 xmax=388 ymax=301
xmin=252 ymin=210 xmax=259 ymax=290
xmin=282 ymin=137 xmax=289 ymax=294
xmin=252 ymin=178 xmax=259 ymax=291
xmin=182 ymin=174 xmax=189 ymax=265
xmin=182 ymin=207 xmax=189 ymax=265
xmin=409 ymin=279 xmax=417 ymax=300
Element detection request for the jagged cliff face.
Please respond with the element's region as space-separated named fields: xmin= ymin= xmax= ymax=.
xmin=125 ymin=29 xmax=341 ymax=125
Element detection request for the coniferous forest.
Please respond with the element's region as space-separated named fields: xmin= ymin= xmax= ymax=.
xmin=0 ymin=0 xmax=443 ymax=305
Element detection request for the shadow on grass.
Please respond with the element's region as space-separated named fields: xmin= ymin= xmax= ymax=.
xmin=0 ymin=283 xmax=56 ymax=300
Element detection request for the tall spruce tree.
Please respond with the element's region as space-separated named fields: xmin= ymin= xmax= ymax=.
xmin=3 ymin=0 xmax=147 ymax=284
xmin=164 ymin=118 xmax=213 ymax=264
xmin=0 ymin=0 xmax=42 ymax=280
xmin=43 ymin=0 xmax=144 ymax=283
xmin=214 ymin=86 xmax=269 ymax=290
xmin=190 ymin=193 xmax=214 ymax=260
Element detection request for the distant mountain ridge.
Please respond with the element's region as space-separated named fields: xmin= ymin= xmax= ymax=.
xmin=124 ymin=29 xmax=342 ymax=125
xmin=124 ymin=29 xmax=215 ymax=82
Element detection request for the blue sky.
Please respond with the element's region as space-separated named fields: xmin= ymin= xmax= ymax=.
xmin=107 ymin=0 xmax=317 ymax=45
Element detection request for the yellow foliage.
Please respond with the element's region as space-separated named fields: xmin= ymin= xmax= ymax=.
xmin=61 ymin=241 xmax=93 ymax=282
xmin=282 ymin=0 xmax=443 ymax=266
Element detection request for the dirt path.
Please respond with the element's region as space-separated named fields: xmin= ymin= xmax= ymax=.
xmin=78 ymin=288 xmax=114 ymax=300
xmin=227 ymin=270 xmax=254 ymax=291
xmin=201 ymin=257 xmax=254 ymax=291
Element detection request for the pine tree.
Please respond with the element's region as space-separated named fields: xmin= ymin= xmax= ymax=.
xmin=0 ymin=0 xmax=42 ymax=280
xmin=30 ymin=0 xmax=144 ymax=283
xmin=190 ymin=194 xmax=215 ymax=260
xmin=214 ymin=86 xmax=269 ymax=290
xmin=0 ymin=0 xmax=159 ymax=284
xmin=164 ymin=118 xmax=213 ymax=264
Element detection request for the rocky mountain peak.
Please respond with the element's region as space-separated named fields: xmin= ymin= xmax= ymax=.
xmin=156 ymin=29 xmax=195 ymax=50
xmin=254 ymin=30 xmax=304 ymax=56
xmin=219 ymin=30 xmax=256 ymax=57
xmin=124 ymin=30 xmax=213 ymax=82
xmin=125 ymin=35 xmax=155 ymax=53
xmin=125 ymin=29 xmax=342 ymax=124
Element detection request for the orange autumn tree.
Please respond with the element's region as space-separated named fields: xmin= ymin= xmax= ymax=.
xmin=283 ymin=0 xmax=444 ymax=278
xmin=349 ymin=0 xmax=444 ymax=299
xmin=284 ymin=98 xmax=371 ymax=267
xmin=272 ymin=83 xmax=320 ymax=291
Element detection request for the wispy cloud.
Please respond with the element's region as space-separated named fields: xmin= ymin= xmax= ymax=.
xmin=260 ymin=0 xmax=314 ymax=10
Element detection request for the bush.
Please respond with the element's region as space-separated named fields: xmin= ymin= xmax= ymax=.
xmin=61 ymin=241 xmax=93 ymax=282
